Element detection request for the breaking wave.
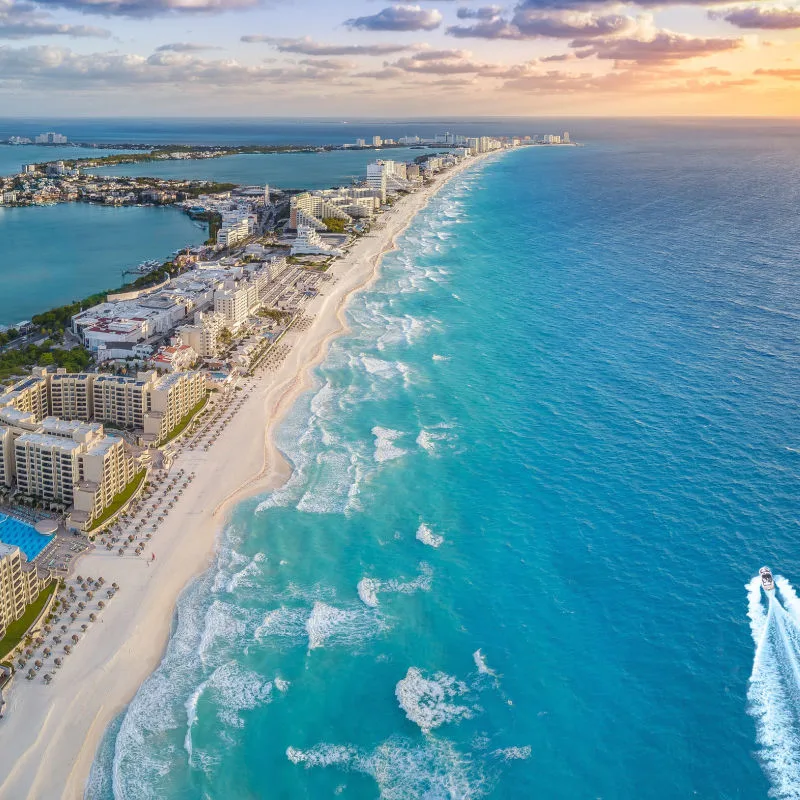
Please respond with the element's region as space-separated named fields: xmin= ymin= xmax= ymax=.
xmin=416 ymin=523 xmax=444 ymax=548
xmin=395 ymin=667 xmax=474 ymax=734
xmin=357 ymin=562 xmax=434 ymax=608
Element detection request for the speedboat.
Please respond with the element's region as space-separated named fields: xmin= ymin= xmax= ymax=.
xmin=760 ymin=567 xmax=775 ymax=592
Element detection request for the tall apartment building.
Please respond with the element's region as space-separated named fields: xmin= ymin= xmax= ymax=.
xmin=72 ymin=435 xmax=137 ymax=529
xmin=366 ymin=163 xmax=388 ymax=204
xmin=214 ymin=279 xmax=259 ymax=331
xmin=290 ymin=192 xmax=352 ymax=231
xmin=49 ymin=372 xmax=95 ymax=421
xmin=143 ymin=372 xmax=206 ymax=444
xmin=0 ymin=543 xmax=47 ymax=639
xmin=92 ymin=373 xmax=151 ymax=430
xmin=0 ymin=376 xmax=49 ymax=422
xmin=176 ymin=310 xmax=227 ymax=358
xmin=14 ymin=432 xmax=83 ymax=506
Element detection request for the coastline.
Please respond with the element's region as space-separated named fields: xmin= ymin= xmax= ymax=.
xmin=0 ymin=149 xmax=498 ymax=800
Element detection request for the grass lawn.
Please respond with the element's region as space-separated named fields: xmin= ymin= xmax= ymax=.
xmin=0 ymin=581 xmax=57 ymax=663
xmin=87 ymin=469 xmax=146 ymax=532
xmin=159 ymin=393 xmax=210 ymax=446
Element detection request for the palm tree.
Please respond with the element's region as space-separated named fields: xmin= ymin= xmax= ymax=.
xmin=71 ymin=634 xmax=79 ymax=643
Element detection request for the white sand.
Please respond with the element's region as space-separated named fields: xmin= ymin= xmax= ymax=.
xmin=0 ymin=151 xmax=493 ymax=799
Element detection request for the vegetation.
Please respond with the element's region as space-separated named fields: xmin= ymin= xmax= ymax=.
xmin=0 ymin=581 xmax=58 ymax=663
xmin=87 ymin=470 xmax=146 ymax=532
xmin=321 ymin=217 xmax=348 ymax=234
xmin=0 ymin=343 xmax=92 ymax=381
xmin=159 ymin=394 xmax=210 ymax=446
xmin=257 ymin=308 xmax=293 ymax=324
xmin=201 ymin=212 xmax=223 ymax=245
xmin=31 ymin=293 xmax=106 ymax=336
xmin=218 ymin=328 xmax=233 ymax=347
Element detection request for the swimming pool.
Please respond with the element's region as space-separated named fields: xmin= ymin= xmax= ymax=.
xmin=0 ymin=515 xmax=51 ymax=561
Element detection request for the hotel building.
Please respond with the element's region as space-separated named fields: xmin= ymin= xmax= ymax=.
xmin=0 ymin=543 xmax=48 ymax=640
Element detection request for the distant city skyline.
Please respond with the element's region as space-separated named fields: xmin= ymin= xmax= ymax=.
xmin=0 ymin=0 xmax=797 ymax=115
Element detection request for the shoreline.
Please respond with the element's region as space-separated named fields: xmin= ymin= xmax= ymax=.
xmin=0 ymin=149 xmax=499 ymax=799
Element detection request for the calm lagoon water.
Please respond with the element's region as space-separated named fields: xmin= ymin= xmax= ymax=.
xmin=86 ymin=147 xmax=434 ymax=189
xmin=0 ymin=203 xmax=205 ymax=325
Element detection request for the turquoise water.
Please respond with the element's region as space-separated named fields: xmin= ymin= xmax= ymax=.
xmin=86 ymin=148 xmax=439 ymax=189
xmin=0 ymin=204 xmax=206 ymax=326
xmin=0 ymin=145 xmax=134 ymax=177
xmin=0 ymin=515 xmax=51 ymax=561
xmin=87 ymin=126 xmax=800 ymax=799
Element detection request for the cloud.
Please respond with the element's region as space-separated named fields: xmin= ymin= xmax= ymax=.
xmin=501 ymin=65 xmax=758 ymax=94
xmin=447 ymin=4 xmax=635 ymax=39
xmin=456 ymin=4 xmax=501 ymax=18
xmin=155 ymin=41 xmax=219 ymax=51
xmin=412 ymin=46 xmax=472 ymax=58
xmin=754 ymin=66 xmax=800 ymax=79
xmin=572 ymin=31 xmax=744 ymax=63
xmin=712 ymin=5 xmax=800 ymax=29
xmin=0 ymin=0 xmax=110 ymax=38
xmin=346 ymin=4 xmax=443 ymax=32
xmin=447 ymin=16 xmax=522 ymax=37
xmin=240 ymin=35 xmax=411 ymax=55
xmin=0 ymin=43 xmax=354 ymax=87
xmin=32 ymin=0 xmax=265 ymax=18
xmin=393 ymin=54 xmax=490 ymax=73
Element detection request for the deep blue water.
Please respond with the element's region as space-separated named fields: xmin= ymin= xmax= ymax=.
xmin=87 ymin=123 xmax=800 ymax=799
xmin=0 ymin=204 xmax=206 ymax=326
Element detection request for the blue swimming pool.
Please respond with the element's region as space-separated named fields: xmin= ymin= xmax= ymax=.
xmin=0 ymin=515 xmax=51 ymax=561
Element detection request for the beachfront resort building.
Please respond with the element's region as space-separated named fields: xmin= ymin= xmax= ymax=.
xmin=0 ymin=543 xmax=48 ymax=640
xmin=217 ymin=216 xmax=251 ymax=248
xmin=141 ymin=372 xmax=206 ymax=445
xmin=291 ymin=227 xmax=344 ymax=257
xmin=176 ymin=310 xmax=227 ymax=359
xmin=49 ymin=372 xmax=94 ymax=422
xmin=0 ymin=368 xmax=208 ymax=527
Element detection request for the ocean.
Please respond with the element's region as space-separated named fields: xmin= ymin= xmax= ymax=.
xmin=86 ymin=121 xmax=799 ymax=799
xmin=0 ymin=204 xmax=205 ymax=326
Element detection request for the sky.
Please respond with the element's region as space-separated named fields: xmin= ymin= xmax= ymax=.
xmin=0 ymin=0 xmax=798 ymax=115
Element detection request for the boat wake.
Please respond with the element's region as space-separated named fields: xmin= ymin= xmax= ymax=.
xmin=747 ymin=574 xmax=800 ymax=798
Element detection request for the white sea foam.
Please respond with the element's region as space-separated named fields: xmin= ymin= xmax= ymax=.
xmin=416 ymin=523 xmax=444 ymax=549
xmin=357 ymin=563 xmax=433 ymax=607
xmin=204 ymin=661 xmax=275 ymax=728
xmin=373 ymin=427 xmax=406 ymax=463
xmin=305 ymin=601 xmax=384 ymax=652
xmin=357 ymin=577 xmax=381 ymax=608
xmin=287 ymin=735 xmax=482 ymax=800
xmin=473 ymin=649 xmax=498 ymax=679
xmin=254 ymin=606 xmax=308 ymax=642
xmin=747 ymin=574 xmax=800 ymax=797
xmin=197 ymin=600 xmax=247 ymax=663
xmin=432 ymin=354 xmax=450 ymax=361
xmin=395 ymin=667 xmax=473 ymax=733
xmin=184 ymin=678 xmax=208 ymax=762
xmin=493 ymin=746 xmax=532 ymax=761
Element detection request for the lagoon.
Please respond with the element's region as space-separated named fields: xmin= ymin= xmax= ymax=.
xmin=86 ymin=147 xmax=439 ymax=189
xmin=0 ymin=203 xmax=206 ymax=326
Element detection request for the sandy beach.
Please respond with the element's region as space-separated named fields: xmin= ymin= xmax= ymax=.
xmin=0 ymin=151 xmax=491 ymax=800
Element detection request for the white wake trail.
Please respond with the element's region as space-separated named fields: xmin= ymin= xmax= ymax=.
xmin=748 ymin=574 xmax=800 ymax=798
